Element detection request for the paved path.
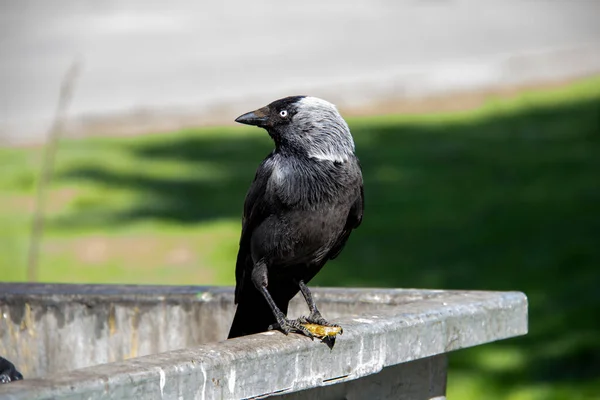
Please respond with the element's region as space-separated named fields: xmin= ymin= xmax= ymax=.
xmin=1 ymin=0 xmax=599 ymax=143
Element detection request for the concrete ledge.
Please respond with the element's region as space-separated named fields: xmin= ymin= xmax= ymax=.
xmin=0 ymin=284 xmax=527 ymax=399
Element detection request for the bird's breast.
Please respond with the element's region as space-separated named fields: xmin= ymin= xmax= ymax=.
xmin=251 ymin=204 xmax=348 ymax=267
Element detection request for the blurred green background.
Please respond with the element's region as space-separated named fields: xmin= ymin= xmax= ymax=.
xmin=1 ymin=77 xmax=599 ymax=399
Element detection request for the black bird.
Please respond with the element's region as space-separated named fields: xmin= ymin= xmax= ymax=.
xmin=0 ymin=356 xmax=23 ymax=384
xmin=228 ymin=96 xmax=364 ymax=339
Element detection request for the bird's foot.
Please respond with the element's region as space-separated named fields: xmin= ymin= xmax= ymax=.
xmin=268 ymin=316 xmax=316 ymax=339
xmin=298 ymin=312 xmax=343 ymax=335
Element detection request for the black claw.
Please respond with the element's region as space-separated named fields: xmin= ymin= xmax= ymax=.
xmin=322 ymin=335 xmax=337 ymax=350
xmin=268 ymin=322 xmax=288 ymax=334
xmin=269 ymin=318 xmax=315 ymax=339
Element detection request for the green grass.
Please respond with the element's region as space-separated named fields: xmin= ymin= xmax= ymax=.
xmin=1 ymin=76 xmax=600 ymax=399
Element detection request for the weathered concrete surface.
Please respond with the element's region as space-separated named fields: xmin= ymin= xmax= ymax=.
xmin=278 ymin=354 xmax=447 ymax=400
xmin=0 ymin=284 xmax=234 ymax=378
xmin=1 ymin=0 xmax=599 ymax=144
xmin=0 ymin=284 xmax=527 ymax=399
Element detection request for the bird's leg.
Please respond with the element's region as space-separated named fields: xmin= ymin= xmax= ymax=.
xmin=297 ymin=280 xmax=342 ymax=332
xmin=251 ymin=261 xmax=315 ymax=338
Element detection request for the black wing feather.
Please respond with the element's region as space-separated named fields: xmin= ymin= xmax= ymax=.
xmin=327 ymin=183 xmax=364 ymax=260
xmin=234 ymin=156 xmax=274 ymax=304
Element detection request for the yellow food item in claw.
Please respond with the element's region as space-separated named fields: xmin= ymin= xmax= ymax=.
xmin=301 ymin=323 xmax=343 ymax=338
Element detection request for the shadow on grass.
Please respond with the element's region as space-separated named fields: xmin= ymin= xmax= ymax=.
xmin=57 ymin=97 xmax=600 ymax=397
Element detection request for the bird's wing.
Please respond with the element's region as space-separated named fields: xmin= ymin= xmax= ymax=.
xmin=328 ymin=181 xmax=364 ymax=260
xmin=234 ymin=157 xmax=274 ymax=304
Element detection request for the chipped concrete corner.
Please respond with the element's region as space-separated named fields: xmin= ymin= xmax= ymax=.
xmin=0 ymin=284 xmax=528 ymax=399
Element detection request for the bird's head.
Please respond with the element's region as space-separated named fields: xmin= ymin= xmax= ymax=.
xmin=235 ymin=96 xmax=355 ymax=163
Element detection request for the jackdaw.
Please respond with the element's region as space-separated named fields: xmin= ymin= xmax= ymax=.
xmin=227 ymin=96 xmax=364 ymax=339
xmin=0 ymin=356 xmax=23 ymax=384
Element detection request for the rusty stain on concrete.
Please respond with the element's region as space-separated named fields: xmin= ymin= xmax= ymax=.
xmin=128 ymin=306 xmax=140 ymax=359
xmin=108 ymin=304 xmax=117 ymax=337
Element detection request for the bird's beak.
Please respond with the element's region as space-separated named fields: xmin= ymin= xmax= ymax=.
xmin=235 ymin=106 xmax=269 ymax=127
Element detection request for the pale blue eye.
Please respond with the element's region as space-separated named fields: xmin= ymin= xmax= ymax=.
xmin=280 ymin=110 xmax=288 ymax=118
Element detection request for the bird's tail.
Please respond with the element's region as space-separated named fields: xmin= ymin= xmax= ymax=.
xmin=227 ymin=285 xmax=289 ymax=339
xmin=0 ymin=356 xmax=23 ymax=384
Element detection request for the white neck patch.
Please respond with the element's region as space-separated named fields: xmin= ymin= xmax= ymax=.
xmin=294 ymin=97 xmax=355 ymax=163
xmin=308 ymin=151 xmax=349 ymax=163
